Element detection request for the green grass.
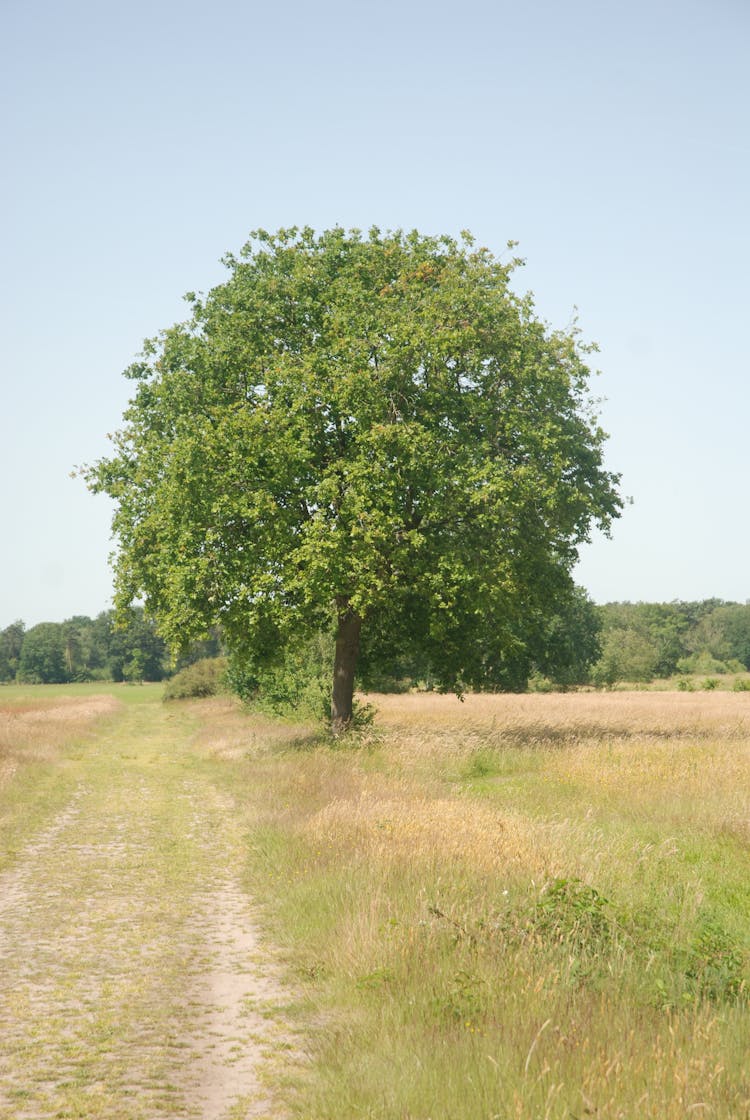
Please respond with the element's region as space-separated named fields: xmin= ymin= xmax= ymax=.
xmin=0 ymin=680 xmax=165 ymax=704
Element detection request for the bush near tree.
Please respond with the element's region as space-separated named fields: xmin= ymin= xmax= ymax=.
xmin=163 ymin=657 xmax=228 ymax=700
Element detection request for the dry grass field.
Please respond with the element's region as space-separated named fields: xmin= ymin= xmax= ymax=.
xmin=195 ymin=688 xmax=750 ymax=1119
xmin=2 ymin=684 xmax=750 ymax=1118
xmin=0 ymin=689 xmax=123 ymax=873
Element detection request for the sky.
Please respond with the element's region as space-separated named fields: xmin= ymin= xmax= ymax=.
xmin=2 ymin=0 xmax=748 ymax=629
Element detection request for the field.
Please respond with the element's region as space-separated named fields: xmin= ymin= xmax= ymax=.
xmin=1 ymin=685 xmax=750 ymax=1117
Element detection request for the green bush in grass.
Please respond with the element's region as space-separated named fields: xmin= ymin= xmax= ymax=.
xmin=163 ymin=657 xmax=228 ymax=700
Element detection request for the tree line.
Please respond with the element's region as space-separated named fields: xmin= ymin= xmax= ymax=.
xmin=593 ymin=599 xmax=750 ymax=686
xmin=3 ymin=598 xmax=748 ymax=691
xmin=355 ymin=598 xmax=750 ymax=691
xmin=0 ymin=609 xmax=221 ymax=684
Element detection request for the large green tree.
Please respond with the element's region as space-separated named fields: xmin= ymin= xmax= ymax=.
xmin=18 ymin=623 xmax=68 ymax=683
xmin=86 ymin=227 xmax=621 ymax=730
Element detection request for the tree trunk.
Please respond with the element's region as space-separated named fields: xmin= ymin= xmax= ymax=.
xmin=331 ymin=602 xmax=362 ymax=735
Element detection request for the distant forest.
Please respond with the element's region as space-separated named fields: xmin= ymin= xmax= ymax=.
xmin=1 ymin=600 xmax=749 ymax=689
xmin=590 ymin=600 xmax=750 ymax=687
xmin=0 ymin=609 xmax=221 ymax=685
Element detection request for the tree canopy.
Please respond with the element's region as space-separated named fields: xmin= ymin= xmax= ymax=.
xmin=86 ymin=227 xmax=622 ymax=729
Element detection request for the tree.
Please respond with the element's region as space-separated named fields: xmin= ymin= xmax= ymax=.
xmin=86 ymin=227 xmax=622 ymax=730
xmin=684 ymin=603 xmax=750 ymax=669
xmin=104 ymin=607 xmax=169 ymax=681
xmin=591 ymin=627 xmax=658 ymax=687
xmin=596 ymin=601 xmax=693 ymax=680
xmin=533 ymin=586 xmax=603 ymax=688
xmin=18 ymin=623 xmax=68 ymax=683
xmin=0 ymin=620 xmax=25 ymax=682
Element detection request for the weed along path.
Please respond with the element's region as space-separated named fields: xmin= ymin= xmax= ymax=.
xmin=0 ymin=692 xmax=291 ymax=1120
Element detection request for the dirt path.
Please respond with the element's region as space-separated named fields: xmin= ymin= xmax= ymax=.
xmin=0 ymin=699 xmax=293 ymax=1119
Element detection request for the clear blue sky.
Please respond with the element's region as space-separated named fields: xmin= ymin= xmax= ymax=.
xmin=2 ymin=0 xmax=748 ymax=628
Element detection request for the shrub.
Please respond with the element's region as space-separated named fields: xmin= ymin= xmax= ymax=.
xmin=684 ymin=919 xmax=745 ymax=1003
xmin=163 ymin=657 xmax=228 ymax=700
xmin=532 ymin=877 xmax=614 ymax=953
xmin=227 ymin=635 xmax=378 ymax=732
xmin=527 ymin=673 xmax=557 ymax=693
xmin=227 ymin=634 xmax=333 ymax=722
xmin=677 ymin=651 xmax=730 ymax=676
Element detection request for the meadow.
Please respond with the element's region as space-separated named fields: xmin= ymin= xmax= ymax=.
xmin=2 ymin=684 xmax=750 ymax=1117
xmin=196 ymin=688 xmax=750 ymax=1119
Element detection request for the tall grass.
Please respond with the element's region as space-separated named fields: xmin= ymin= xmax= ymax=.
xmin=196 ymin=690 xmax=750 ymax=1119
